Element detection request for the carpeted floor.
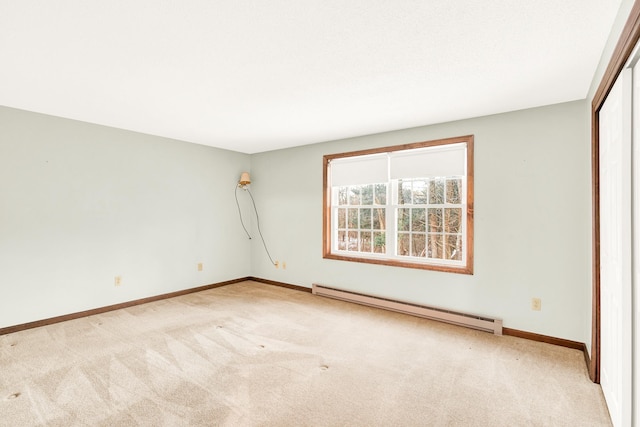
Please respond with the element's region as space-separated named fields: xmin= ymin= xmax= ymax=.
xmin=0 ymin=281 xmax=611 ymax=426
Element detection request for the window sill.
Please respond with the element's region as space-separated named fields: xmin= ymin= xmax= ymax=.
xmin=323 ymin=252 xmax=473 ymax=274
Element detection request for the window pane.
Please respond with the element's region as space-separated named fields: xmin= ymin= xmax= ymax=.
xmin=398 ymin=180 xmax=412 ymax=205
xmin=427 ymin=208 xmax=443 ymax=232
xmin=411 ymin=208 xmax=426 ymax=232
xmin=397 ymin=233 xmax=410 ymax=256
xmin=338 ymin=187 xmax=348 ymax=205
xmin=375 ymin=184 xmax=387 ymax=205
xmin=429 ymin=178 xmax=445 ymax=204
xmin=446 ymin=179 xmax=462 ymax=204
xmin=413 ymin=180 xmax=428 ymax=204
xmin=349 ymin=186 xmax=361 ymax=205
xmin=361 ymin=184 xmax=373 ymax=205
xmin=445 ymin=235 xmax=462 ymax=261
xmin=348 ymin=208 xmax=359 ymax=229
xmin=361 ymin=231 xmax=372 ymax=252
xmin=444 ymin=208 xmax=462 ymax=233
xmin=360 ymin=208 xmax=372 ymax=229
xmin=398 ymin=208 xmax=410 ymax=231
xmin=428 ymin=234 xmax=444 ymax=259
xmin=338 ymin=230 xmax=347 ymax=250
xmin=373 ymin=232 xmax=385 ymax=253
xmin=373 ymin=208 xmax=385 ymax=230
xmin=338 ymin=208 xmax=346 ymax=229
xmin=348 ymin=231 xmax=358 ymax=251
xmin=411 ymin=234 xmax=426 ymax=257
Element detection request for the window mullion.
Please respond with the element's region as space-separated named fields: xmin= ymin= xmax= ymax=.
xmin=388 ymin=180 xmax=397 ymax=257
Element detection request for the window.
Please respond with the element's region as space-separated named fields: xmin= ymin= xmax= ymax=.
xmin=323 ymin=135 xmax=473 ymax=274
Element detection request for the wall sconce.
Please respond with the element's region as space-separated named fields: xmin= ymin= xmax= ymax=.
xmin=238 ymin=172 xmax=251 ymax=188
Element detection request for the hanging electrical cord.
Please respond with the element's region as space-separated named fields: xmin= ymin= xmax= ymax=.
xmin=234 ymin=183 xmax=277 ymax=266
xmin=246 ymin=188 xmax=276 ymax=266
xmin=234 ymin=184 xmax=252 ymax=239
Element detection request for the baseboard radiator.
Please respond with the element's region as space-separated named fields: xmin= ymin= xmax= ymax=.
xmin=312 ymin=284 xmax=502 ymax=336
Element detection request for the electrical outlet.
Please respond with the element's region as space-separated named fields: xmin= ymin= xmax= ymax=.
xmin=114 ymin=276 xmax=122 ymax=287
xmin=197 ymin=262 xmax=203 ymax=271
xmin=532 ymin=298 xmax=541 ymax=311
xmin=275 ymin=261 xmax=279 ymax=269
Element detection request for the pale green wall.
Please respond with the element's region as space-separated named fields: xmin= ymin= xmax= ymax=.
xmin=3 ymin=0 xmax=633 ymax=342
xmin=0 ymin=106 xmax=252 ymax=328
xmin=250 ymin=100 xmax=590 ymax=342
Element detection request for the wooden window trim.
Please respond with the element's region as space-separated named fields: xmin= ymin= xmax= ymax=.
xmin=322 ymin=135 xmax=474 ymax=274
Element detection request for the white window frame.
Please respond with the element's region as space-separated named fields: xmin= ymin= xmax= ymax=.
xmin=323 ymin=135 xmax=474 ymax=274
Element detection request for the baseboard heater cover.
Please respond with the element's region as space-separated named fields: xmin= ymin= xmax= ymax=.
xmin=312 ymin=284 xmax=502 ymax=336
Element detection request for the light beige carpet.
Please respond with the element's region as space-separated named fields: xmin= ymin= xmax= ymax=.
xmin=1 ymin=281 xmax=611 ymax=426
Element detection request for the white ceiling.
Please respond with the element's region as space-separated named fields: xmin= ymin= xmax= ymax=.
xmin=0 ymin=1 xmax=622 ymax=154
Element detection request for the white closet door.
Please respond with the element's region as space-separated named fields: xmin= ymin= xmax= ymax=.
xmin=599 ymin=67 xmax=633 ymax=427
xmin=633 ymin=60 xmax=640 ymax=427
